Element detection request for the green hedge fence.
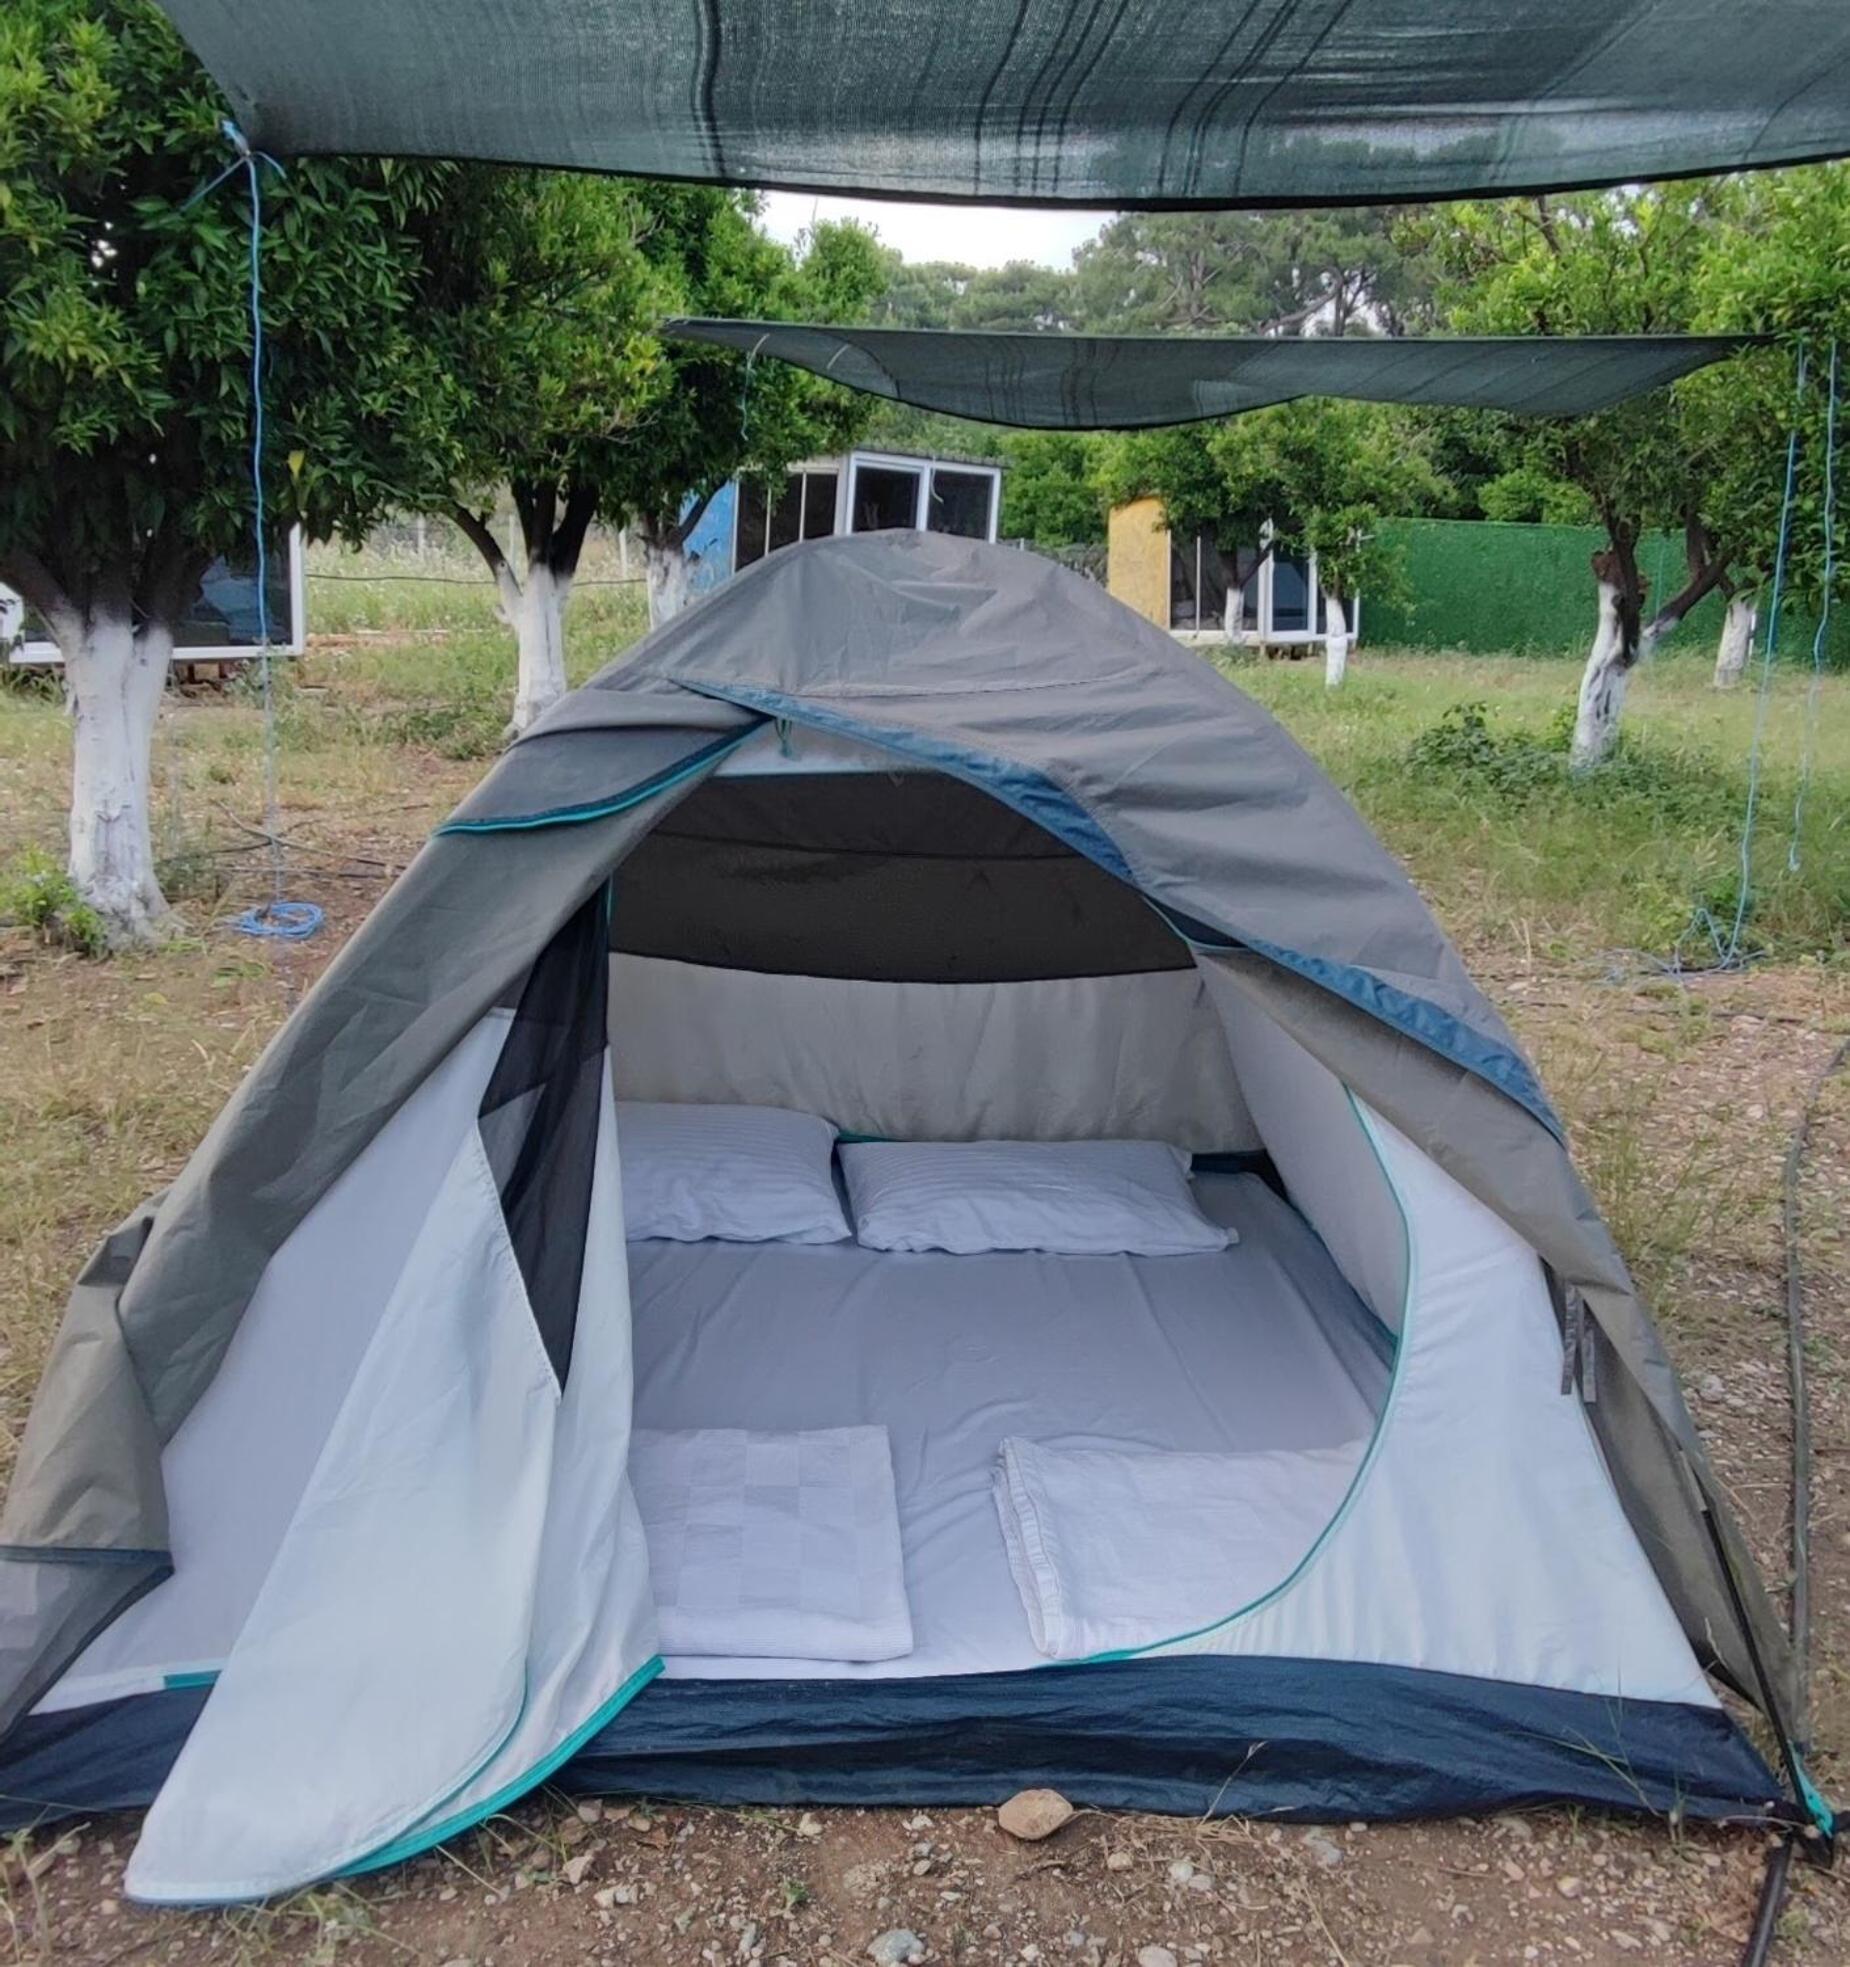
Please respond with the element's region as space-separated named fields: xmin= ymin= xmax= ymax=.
xmin=1364 ymin=519 xmax=1847 ymax=668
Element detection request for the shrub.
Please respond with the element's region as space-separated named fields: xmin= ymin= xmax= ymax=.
xmin=0 ymin=851 xmax=109 ymax=957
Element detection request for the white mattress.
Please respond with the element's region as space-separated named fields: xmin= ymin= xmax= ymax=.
xmin=630 ymin=1175 xmax=1387 ymax=1681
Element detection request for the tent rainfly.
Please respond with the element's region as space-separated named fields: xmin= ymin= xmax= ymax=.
xmin=153 ymin=0 xmax=1850 ymax=205
xmin=0 ymin=534 xmax=1824 ymax=1900
xmin=663 ymin=323 xmax=1761 ymax=429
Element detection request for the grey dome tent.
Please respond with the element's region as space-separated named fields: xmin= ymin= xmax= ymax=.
xmin=0 ymin=533 xmax=1818 ymax=1899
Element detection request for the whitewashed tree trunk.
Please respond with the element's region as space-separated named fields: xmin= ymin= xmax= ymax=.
xmin=1712 ymin=595 xmax=1755 ymax=688
xmin=506 ymin=558 xmax=571 ymax=737
xmin=1570 ymin=575 xmax=1631 ymax=770
xmin=61 ymin=606 xmax=173 ymax=945
xmin=644 ymin=536 xmax=691 ymax=629
xmin=1323 ymin=589 xmax=1351 ymax=689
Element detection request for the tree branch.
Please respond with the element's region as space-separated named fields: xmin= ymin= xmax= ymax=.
xmin=449 ymin=504 xmax=512 ymax=582
xmin=509 ymin=481 xmax=537 ymax=558
xmin=135 ymin=517 xmax=208 ymax=632
xmin=552 ymin=482 xmax=599 ymax=579
xmin=0 ymin=545 xmax=80 ymax=645
xmin=1647 ymin=551 xmax=1732 ymax=637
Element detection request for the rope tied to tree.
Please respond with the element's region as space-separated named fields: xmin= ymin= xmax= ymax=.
xmin=1715 ymin=344 xmax=1810 ymax=971
xmin=186 ymin=121 xmax=324 ymax=944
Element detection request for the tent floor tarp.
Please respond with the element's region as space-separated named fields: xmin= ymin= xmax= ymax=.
xmin=0 ymin=1658 xmax=1785 ymax=1835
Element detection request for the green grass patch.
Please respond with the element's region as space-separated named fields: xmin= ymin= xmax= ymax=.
xmin=1220 ymin=649 xmax=1850 ymax=967
xmin=0 ymin=850 xmax=107 ymax=957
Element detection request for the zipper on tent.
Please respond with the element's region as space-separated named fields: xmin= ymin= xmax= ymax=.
xmin=436 ymin=726 xmax=762 ymax=835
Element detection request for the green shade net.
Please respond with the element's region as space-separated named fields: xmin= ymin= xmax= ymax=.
xmin=156 ymin=1 xmax=1850 ymax=206
xmin=666 ymin=322 xmax=1756 ymax=428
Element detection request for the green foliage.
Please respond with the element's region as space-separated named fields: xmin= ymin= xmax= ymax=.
xmin=870 ymin=253 xmax=1074 ymax=332
xmin=0 ymin=849 xmax=107 ymax=955
xmin=1402 ymin=186 xmax=1726 ymax=603
xmin=1097 ymin=401 xmax=1448 ymax=602
xmin=1405 ymin=700 xmax=1571 ymax=800
xmin=1071 ymin=210 xmax=1427 ymax=336
xmin=1213 ymin=400 xmax=1449 ymax=600
xmin=996 ymin=433 xmax=1105 ymax=546
xmin=1401 ymin=173 xmax=1850 ymax=625
xmin=598 ymin=197 xmax=884 ymax=540
xmin=1093 ymin=424 xmax=1234 ymax=542
xmin=417 ymin=180 xmax=885 ymax=556
xmin=0 ymin=0 xmax=460 ymax=624
xmin=1477 ymin=465 xmax=1595 ymax=527
xmin=1390 ymin=694 xmax=1834 ymax=961
xmin=419 ymin=170 xmax=670 ymax=528
xmin=1688 ymin=163 xmax=1850 ymax=599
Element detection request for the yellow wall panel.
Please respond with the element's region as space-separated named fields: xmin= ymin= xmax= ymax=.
xmin=1107 ymin=498 xmax=1170 ymax=627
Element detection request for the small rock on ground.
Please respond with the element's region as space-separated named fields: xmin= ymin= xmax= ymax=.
xmin=997 ymin=1788 xmax=1075 ymax=1841
xmin=1137 ymin=1948 xmax=1179 ymax=1967
xmin=868 ymin=1929 xmax=927 ymax=1966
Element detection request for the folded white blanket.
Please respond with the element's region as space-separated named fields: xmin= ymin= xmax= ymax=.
xmin=631 ymin=1426 xmax=914 ymax=1663
xmin=992 ymin=1436 xmax=1366 ymax=1661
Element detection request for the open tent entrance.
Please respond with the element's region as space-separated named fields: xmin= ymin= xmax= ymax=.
xmin=610 ymin=733 xmax=1402 ymax=1680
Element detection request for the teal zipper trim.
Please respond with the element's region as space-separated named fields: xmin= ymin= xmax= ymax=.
xmin=161 ymin=1669 xmax=220 ymax=1692
xmin=1074 ymin=1093 xmax=1416 ymax=1663
xmin=436 ymin=727 xmax=761 ymax=835
xmin=341 ymin=1654 xmax=665 ymax=1878
xmin=1794 ymin=1751 xmax=1837 ymax=1837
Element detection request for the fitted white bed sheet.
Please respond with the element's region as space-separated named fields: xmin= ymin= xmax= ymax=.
xmin=631 ymin=1174 xmax=1389 ymax=1681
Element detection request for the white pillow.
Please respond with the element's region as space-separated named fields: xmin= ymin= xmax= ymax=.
xmin=839 ymin=1139 xmax=1233 ymax=1257
xmin=618 ymin=1101 xmax=850 ymax=1244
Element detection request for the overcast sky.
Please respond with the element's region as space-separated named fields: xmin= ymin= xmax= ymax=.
xmin=759 ymin=192 xmax=1109 ymax=270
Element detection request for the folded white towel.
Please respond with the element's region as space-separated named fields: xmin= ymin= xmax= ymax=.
xmin=992 ymin=1436 xmax=1366 ymax=1661
xmin=631 ymin=1426 xmax=914 ymax=1663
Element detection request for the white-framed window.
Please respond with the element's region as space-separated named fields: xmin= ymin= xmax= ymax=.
xmin=729 ymin=452 xmax=1003 ymax=577
xmin=3 ymin=530 xmax=309 ymax=665
xmin=1167 ymin=526 xmax=1357 ymax=642
xmin=733 ymin=466 xmax=842 ymax=572
xmin=845 ymin=452 xmax=1001 ymax=542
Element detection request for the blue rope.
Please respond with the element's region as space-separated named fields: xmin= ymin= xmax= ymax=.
xmin=1789 ymin=339 xmax=1839 ymax=874
xmin=189 ymin=123 xmax=322 ymax=946
xmin=1719 ymin=345 xmax=1809 ymax=970
xmin=232 ymin=900 xmax=324 ymax=940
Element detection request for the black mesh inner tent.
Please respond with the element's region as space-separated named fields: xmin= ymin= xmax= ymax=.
xmin=480 ymin=888 xmax=612 ymax=1388
xmin=156 ymin=1 xmax=1850 ymax=206
xmin=612 ymin=774 xmax=1192 ymax=984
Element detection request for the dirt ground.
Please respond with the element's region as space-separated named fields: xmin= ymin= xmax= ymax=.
xmin=1 ymin=689 xmax=1847 ymax=1966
